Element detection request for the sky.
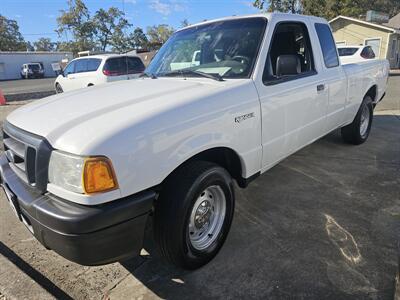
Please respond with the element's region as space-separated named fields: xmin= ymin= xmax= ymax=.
xmin=1 ymin=0 xmax=261 ymax=43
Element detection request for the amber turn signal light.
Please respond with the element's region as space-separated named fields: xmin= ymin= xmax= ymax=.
xmin=83 ymin=157 xmax=118 ymax=194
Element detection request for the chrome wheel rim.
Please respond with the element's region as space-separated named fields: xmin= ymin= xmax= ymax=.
xmin=188 ymin=185 xmax=226 ymax=251
xmin=360 ymin=105 xmax=370 ymax=137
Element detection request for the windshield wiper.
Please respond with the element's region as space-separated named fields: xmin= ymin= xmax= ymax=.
xmin=140 ymin=72 xmax=158 ymax=79
xmin=162 ymin=69 xmax=224 ymax=82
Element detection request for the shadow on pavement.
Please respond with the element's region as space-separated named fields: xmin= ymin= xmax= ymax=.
xmin=0 ymin=241 xmax=73 ymax=300
xmin=116 ymin=115 xmax=399 ymax=299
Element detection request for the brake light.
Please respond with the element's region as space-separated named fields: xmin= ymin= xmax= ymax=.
xmin=103 ymin=69 xmax=125 ymax=76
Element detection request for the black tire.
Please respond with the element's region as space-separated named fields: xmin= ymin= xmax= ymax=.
xmin=153 ymin=161 xmax=235 ymax=269
xmin=55 ymin=83 xmax=63 ymax=93
xmin=341 ymin=95 xmax=373 ymax=145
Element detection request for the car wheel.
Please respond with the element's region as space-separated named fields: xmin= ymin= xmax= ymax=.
xmin=341 ymin=95 xmax=373 ymax=145
xmin=55 ymin=83 xmax=63 ymax=93
xmin=153 ymin=161 xmax=235 ymax=269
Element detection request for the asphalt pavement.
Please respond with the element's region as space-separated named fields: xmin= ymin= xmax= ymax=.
xmin=0 ymin=78 xmax=55 ymax=95
xmin=0 ymin=77 xmax=399 ymax=300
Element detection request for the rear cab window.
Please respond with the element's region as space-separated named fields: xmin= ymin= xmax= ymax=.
xmin=314 ymin=23 xmax=339 ymax=68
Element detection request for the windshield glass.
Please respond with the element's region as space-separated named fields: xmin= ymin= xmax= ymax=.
xmin=146 ymin=17 xmax=267 ymax=79
xmin=338 ymin=47 xmax=359 ymax=56
xmin=28 ymin=64 xmax=40 ymax=71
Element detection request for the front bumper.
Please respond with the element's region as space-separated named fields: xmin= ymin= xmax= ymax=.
xmin=0 ymin=153 xmax=155 ymax=266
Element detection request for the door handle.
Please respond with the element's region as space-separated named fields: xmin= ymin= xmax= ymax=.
xmin=317 ymin=84 xmax=325 ymax=92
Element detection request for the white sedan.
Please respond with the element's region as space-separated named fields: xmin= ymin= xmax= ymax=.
xmin=337 ymin=45 xmax=376 ymax=64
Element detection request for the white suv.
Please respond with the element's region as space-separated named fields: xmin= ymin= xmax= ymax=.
xmin=54 ymin=54 xmax=145 ymax=93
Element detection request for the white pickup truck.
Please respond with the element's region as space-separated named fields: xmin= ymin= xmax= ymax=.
xmin=1 ymin=13 xmax=389 ymax=270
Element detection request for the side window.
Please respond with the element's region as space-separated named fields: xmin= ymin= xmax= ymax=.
xmin=63 ymin=61 xmax=75 ymax=75
xmin=127 ymin=57 xmax=145 ymax=74
xmin=367 ymin=46 xmax=376 ymax=58
xmin=263 ymin=22 xmax=315 ymax=84
xmin=74 ymin=59 xmax=88 ymax=73
xmin=315 ymin=23 xmax=339 ymax=68
xmin=87 ymin=59 xmax=102 ymax=72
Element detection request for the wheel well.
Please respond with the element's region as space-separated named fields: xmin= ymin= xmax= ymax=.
xmin=163 ymin=147 xmax=246 ymax=188
xmin=365 ymin=85 xmax=377 ymax=102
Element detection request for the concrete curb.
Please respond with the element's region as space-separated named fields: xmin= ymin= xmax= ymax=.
xmin=4 ymin=91 xmax=56 ymax=102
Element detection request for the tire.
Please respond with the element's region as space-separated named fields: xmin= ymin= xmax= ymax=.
xmin=55 ymin=83 xmax=63 ymax=93
xmin=341 ymin=95 xmax=373 ymax=145
xmin=153 ymin=161 xmax=235 ymax=269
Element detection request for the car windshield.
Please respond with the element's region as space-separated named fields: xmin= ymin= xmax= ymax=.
xmin=28 ymin=64 xmax=40 ymax=71
xmin=146 ymin=17 xmax=267 ymax=79
xmin=338 ymin=47 xmax=359 ymax=56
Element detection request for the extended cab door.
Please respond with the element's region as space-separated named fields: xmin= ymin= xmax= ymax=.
xmin=314 ymin=23 xmax=347 ymax=131
xmin=253 ymin=19 xmax=329 ymax=170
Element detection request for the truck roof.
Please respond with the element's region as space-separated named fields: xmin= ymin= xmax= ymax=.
xmin=178 ymin=13 xmax=328 ymax=32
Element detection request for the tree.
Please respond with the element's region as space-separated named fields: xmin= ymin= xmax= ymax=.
xmin=254 ymin=0 xmax=400 ymax=19
xmin=0 ymin=14 xmax=26 ymax=51
xmin=34 ymin=38 xmax=56 ymax=51
xmin=181 ymin=19 xmax=190 ymax=28
xmin=129 ymin=27 xmax=148 ymax=49
xmin=146 ymin=24 xmax=175 ymax=49
xmin=56 ymin=0 xmax=96 ymax=54
xmin=93 ymin=7 xmax=131 ymax=51
xmin=253 ymin=0 xmax=302 ymax=13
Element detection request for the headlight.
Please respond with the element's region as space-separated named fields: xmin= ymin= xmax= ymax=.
xmin=48 ymin=151 xmax=118 ymax=194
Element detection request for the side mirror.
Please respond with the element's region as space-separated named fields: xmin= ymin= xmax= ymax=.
xmin=276 ymin=55 xmax=301 ymax=77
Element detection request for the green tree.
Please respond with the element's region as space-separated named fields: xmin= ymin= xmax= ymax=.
xmin=34 ymin=37 xmax=56 ymax=51
xmin=181 ymin=19 xmax=190 ymax=28
xmin=146 ymin=24 xmax=175 ymax=49
xmin=128 ymin=27 xmax=149 ymax=50
xmin=93 ymin=7 xmax=131 ymax=51
xmin=253 ymin=0 xmax=302 ymax=13
xmin=56 ymin=0 xmax=96 ymax=54
xmin=0 ymin=14 xmax=26 ymax=51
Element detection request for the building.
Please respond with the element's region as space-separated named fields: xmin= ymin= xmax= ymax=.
xmin=329 ymin=15 xmax=400 ymax=69
xmin=0 ymin=51 xmax=73 ymax=80
xmin=384 ymin=12 xmax=400 ymax=29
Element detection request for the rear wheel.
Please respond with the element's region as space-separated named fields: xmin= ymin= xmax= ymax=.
xmin=55 ymin=83 xmax=63 ymax=93
xmin=341 ymin=95 xmax=373 ymax=145
xmin=153 ymin=161 xmax=235 ymax=269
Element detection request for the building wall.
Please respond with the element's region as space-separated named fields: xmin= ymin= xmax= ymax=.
xmin=331 ymin=19 xmax=390 ymax=59
xmin=386 ymin=34 xmax=400 ymax=68
xmin=0 ymin=52 xmax=73 ymax=80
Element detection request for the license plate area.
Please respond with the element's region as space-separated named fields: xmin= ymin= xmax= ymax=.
xmin=2 ymin=183 xmax=34 ymax=234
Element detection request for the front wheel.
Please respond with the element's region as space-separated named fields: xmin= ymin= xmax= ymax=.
xmin=153 ymin=161 xmax=235 ymax=269
xmin=341 ymin=95 xmax=373 ymax=145
xmin=55 ymin=83 xmax=63 ymax=93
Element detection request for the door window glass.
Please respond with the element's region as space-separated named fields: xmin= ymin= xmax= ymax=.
xmin=75 ymin=59 xmax=88 ymax=73
xmin=87 ymin=59 xmax=102 ymax=72
xmin=63 ymin=61 xmax=75 ymax=75
xmin=263 ymin=22 xmax=315 ymax=83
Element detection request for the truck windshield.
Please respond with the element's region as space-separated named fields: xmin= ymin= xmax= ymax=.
xmin=29 ymin=64 xmax=40 ymax=71
xmin=146 ymin=17 xmax=267 ymax=79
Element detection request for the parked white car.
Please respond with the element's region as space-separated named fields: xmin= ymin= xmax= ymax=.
xmin=1 ymin=13 xmax=389 ymax=270
xmin=20 ymin=63 xmax=44 ymax=79
xmin=54 ymin=54 xmax=145 ymax=93
xmin=337 ymin=45 xmax=376 ymax=64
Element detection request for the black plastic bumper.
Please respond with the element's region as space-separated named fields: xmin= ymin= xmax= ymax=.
xmin=0 ymin=153 xmax=155 ymax=266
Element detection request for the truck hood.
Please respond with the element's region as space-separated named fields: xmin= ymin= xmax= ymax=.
xmin=6 ymin=78 xmax=229 ymax=154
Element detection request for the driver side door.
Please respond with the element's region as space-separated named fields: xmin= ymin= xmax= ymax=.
xmin=254 ymin=21 xmax=329 ymax=170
